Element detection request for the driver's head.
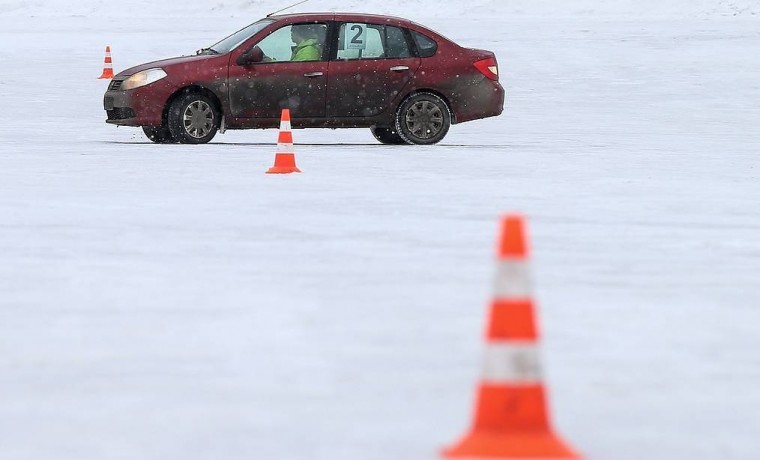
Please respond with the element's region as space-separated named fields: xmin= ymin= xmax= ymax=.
xmin=292 ymin=24 xmax=320 ymax=43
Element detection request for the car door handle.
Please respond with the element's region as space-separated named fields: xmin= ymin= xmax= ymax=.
xmin=303 ymin=72 xmax=324 ymax=77
xmin=390 ymin=66 xmax=409 ymax=72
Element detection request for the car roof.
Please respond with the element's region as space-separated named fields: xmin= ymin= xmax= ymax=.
xmin=267 ymin=12 xmax=412 ymax=26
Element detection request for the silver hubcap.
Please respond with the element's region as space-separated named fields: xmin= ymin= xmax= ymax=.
xmin=405 ymin=101 xmax=444 ymax=139
xmin=183 ymin=100 xmax=214 ymax=138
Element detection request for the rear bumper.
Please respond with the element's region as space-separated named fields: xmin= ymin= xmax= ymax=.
xmin=451 ymin=78 xmax=504 ymax=124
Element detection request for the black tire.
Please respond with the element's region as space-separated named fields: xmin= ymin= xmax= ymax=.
xmin=394 ymin=92 xmax=451 ymax=145
xmin=142 ymin=125 xmax=176 ymax=143
xmin=370 ymin=126 xmax=407 ymax=145
xmin=167 ymin=93 xmax=219 ymax=144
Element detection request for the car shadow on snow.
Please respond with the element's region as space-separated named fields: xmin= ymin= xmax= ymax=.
xmin=103 ymin=141 xmax=386 ymax=147
xmin=101 ymin=141 xmax=511 ymax=148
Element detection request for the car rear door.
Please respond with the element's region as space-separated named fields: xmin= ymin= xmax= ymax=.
xmin=228 ymin=22 xmax=329 ymax=119
xmin=326 ymin=22 xmax=420 ymax=118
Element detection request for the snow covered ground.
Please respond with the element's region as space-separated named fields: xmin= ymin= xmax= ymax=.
xmin=1 ymin=1 xmax=759 ymax=459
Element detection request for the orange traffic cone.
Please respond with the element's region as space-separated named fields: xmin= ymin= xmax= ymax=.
xmin=443 ymin=215 xmax=581 ymax=459
xmin=98 ymin=46 xmax=114 ymax=79
xmin=266 ymin=109 xmax=301 ymax=174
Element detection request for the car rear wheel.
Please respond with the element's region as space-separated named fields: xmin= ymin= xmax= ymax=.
xmin=370 ymin=126 xmax=407 ymax=145
xmin=167 ymin=93 xmax=219 ymax=144
xmin=142 ymin=125 xmax=176 ymax=143
xmin=394 ymin=92 xmax=451 ymax=145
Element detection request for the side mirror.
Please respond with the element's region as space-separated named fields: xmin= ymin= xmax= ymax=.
xmin=236 ymin=46 xmax=264 ymax=66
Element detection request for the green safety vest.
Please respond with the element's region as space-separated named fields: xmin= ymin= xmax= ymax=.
xmin=291 ymin=39 xmax=320 ymax=61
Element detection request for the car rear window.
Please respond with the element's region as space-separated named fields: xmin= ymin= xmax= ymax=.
xmin=412 ymin=31 xmax=437 ymax=58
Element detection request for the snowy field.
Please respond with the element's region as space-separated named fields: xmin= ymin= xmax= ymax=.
xmin=1 ymin=1 xmax=759 ymax=459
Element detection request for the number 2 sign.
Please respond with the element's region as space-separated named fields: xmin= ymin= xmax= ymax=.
xmin=344 ymin=23 xmax=367 ymax=50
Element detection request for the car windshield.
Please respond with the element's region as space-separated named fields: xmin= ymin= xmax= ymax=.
xmin=206 ymin=19 xmax=275 ymax=54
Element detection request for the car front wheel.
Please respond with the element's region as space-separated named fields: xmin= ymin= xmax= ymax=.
xmin=394 ymin=92 xmax=451 ymax=145
xmin=167 ymin=93 xmax=219 ymax=144
xmin=370 ymin=126 xmax=407 ymax=145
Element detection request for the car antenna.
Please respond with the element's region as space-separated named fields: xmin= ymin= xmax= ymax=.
xmin=266 ymin=0 xmax=310 ymax=17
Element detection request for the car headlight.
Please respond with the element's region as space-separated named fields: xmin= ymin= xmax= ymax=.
xmin=121 ymin=68 xmax=167 ymax=90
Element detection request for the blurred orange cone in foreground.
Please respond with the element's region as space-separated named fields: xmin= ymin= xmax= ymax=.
xmin=266 ymin=109 xmax=301 ymax=174
xmin=98 ymin=46 xmax=114 ymax=79
xmin=443 ymin=215 xmax=581 ymax=459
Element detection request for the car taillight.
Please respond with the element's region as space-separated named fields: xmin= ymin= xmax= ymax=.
xmin=474 ymin=57 xmax=499 ymax=81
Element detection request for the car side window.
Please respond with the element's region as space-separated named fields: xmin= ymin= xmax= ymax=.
xmin=411 ymin=31 xmax=437 ymax=58
xmin=385 ymin=26 xmax=411 ymax=58
xmin=335 ymin=23 xmax=411 ymax=60
xmin=255 ymin=23 xmax=327 ymax=62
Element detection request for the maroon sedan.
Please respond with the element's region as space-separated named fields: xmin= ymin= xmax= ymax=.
xmin=103 ymin=13 xmax=504 ymax=145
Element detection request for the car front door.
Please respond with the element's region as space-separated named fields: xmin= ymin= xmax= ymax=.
xmin=326 ymin=22 xmax=420 ymax=118
xmin=228 ymin=22 xmax=329 ymax=119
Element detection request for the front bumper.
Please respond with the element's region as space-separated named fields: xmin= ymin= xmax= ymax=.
xmin=103 ymin=78 xmax=174 ymax=127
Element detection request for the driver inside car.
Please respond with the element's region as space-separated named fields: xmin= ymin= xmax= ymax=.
xmin=289 ymin=24 xmax=322 ymax=61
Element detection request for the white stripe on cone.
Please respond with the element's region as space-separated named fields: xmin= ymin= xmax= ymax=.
xmin=493 ymin=260 xmax=532 ymax=299
xmin=280 ymin=121 xmax=291 ymax=131
xmin=277 ymin=142 xmax=293 ymax=153
xmin=481 ymin=341 xmax=543 ymax=384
